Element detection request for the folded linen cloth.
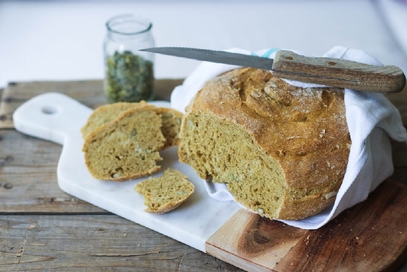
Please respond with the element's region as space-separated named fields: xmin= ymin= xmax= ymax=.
xmin=170 ymin=46 xmax=407 ymax=229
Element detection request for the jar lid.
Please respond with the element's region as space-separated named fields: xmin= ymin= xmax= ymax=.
xmin=106 ymin=14 xmax=152 ymax=35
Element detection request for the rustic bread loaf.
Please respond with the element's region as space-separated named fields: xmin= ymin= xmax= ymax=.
xmin=135 ymin=169 xmax=195 ymax=214
xmin=178 ymin=67 xmax=351 ymax=220
xmin=81 ymin=102 xmax=183 ymax=149
xmin=83 ymin=107 xmax=166 ymax=181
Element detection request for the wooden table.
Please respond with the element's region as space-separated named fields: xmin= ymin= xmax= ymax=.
xmin=1 ymin=79 xmax=407 ymax=271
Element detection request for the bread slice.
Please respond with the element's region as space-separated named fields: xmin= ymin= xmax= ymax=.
xmin=81 ymin=101 xmax=147 ymax=139
xmin=135 ymin=169 xmax=195 ymax=214
xmin=81 ymin=102 xmax=183 ymax=149
xmin=82 ymin=107 xmax=166 ymax=181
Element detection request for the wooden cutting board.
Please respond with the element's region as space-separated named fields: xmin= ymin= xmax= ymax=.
xmin=12 ymin=92 xmax=407 ymax=272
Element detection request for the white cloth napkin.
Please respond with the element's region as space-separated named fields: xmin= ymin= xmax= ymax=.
xmin=170 ymin=46 xmax=407 ymax=229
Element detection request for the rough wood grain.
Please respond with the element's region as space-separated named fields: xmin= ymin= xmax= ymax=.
xmin=0 ymin=79 xmax=245 ymax=272
xmin=273 ymin=50 xmax=406 ymax=93
xmin=207 ymin=180 xmax=407 ymax=272
xmin=0 ymin=129 xmax=106 ymax=214
xmin=0 ymin=214 xmax=244 ymax=272
xmin=1 ymin=79 xmax=407 ymax=271
xmin=206 ymin=210 xmax=307 ymax=272
xmin=276 ymin=180 xmax=407 ymax=272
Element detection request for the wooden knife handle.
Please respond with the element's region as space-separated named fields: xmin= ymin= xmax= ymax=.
xmin=272 ymin=50 xmax=406 ymax=93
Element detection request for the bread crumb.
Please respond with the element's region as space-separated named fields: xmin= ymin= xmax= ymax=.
xmin=325 ymin=191 xmax=337 ymax=200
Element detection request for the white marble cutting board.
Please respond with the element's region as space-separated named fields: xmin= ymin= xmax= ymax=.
xmin=12 ymin=92 xmax=240 ymax=252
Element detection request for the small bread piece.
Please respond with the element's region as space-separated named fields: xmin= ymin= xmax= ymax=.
xmin=135 ymin=169 xmax=195 ymax=214
xmin=83 ymin=107 xmax=166 ymax=181
xmin=81 ymin=101 xmax=148 ymax=139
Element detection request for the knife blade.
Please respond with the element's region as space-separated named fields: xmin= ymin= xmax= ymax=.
xmin=140 ymin=47 xmax=406 ymax=93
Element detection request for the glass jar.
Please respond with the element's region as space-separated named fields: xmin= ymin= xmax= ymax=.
xmin=104 ymin=14 xmax=155 ymax=103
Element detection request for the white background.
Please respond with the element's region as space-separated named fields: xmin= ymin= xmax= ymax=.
xmin=0 ymin=0 xmax=407 ymax=89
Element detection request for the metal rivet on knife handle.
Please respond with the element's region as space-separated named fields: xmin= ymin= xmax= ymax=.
xmin=272 ymin=50 xmax=406 ymax=93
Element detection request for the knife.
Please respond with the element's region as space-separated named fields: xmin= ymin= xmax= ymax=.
xmin=140 ymin=47 xmax=406 ymax=93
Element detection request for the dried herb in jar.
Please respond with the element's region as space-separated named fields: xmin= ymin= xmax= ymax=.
xmin=105 ymin=51 xmax=154 ymax=103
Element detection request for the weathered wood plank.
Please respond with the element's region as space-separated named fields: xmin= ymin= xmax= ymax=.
xmin=275 ymin=179 xmax=407 ymax=272
xmin=0 ymin=80 xmax=101 ymax=129
xmin=0 ymin=129 xmax=105 ymax=213
xmin=0 ymin=79 xmax=183 ymax=129
xmin=0 ymin=80 xmax=406 ymax=271
xmin=0 ymin=214 xmax=244 ymax=271
xmin=206 ymin=209 xmax=307 ymax=272
xmin=207 ymin=180 xmax=407 ymax=272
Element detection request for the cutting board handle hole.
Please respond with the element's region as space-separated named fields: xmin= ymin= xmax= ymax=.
xmin=41 ymin=106 xmax=58 ymax=115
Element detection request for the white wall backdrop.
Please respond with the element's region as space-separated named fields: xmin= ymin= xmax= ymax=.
xmin=0 ymin=0 xmax=406 ymax=88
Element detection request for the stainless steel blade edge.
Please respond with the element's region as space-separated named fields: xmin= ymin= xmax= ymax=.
xmin=140 ymin=47 xmax=274 ymax=70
